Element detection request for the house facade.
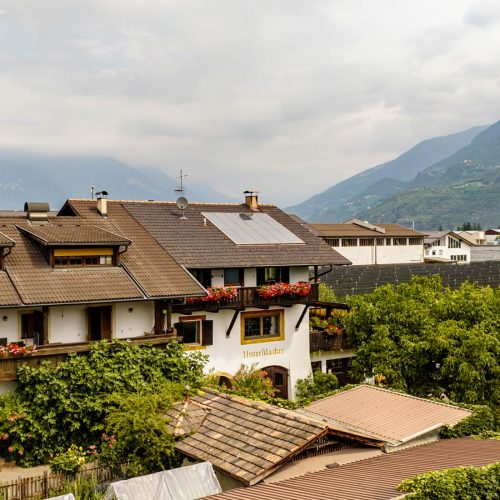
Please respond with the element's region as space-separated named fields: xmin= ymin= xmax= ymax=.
xmin=0 ymin=194 xmax=349 ymax=398
xmin=311 ymin=219 xmax=425 ymax=265
xmin=424 ymin=231 xmax=474 ymax=263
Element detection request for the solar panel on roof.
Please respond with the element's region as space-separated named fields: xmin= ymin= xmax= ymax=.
xmin=202 ymin=212 xmax=305 ymax=245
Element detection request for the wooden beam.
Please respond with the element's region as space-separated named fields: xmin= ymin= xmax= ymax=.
xmin=226 ymin=310 xmax=241 ymax=338
xmin=295 ymin=305 xmax=309 ymax=331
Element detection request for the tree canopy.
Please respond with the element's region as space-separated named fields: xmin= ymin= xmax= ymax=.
xmin=345 ymin=276 xmax=500 ymax=408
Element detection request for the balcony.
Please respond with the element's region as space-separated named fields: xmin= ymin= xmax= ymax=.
xmin=173 ymin=283 xmax=319 ymax=314
xmin=0 ymin=334 xmax=176 ymax=382
xmin=309 ymin=330 xmax=351 ymax=353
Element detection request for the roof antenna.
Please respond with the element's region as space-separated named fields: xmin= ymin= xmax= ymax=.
xmin=174 ymin=169 xmax=188 ymax=195
xmin=91 ymin=185 xmax=95 ymax=199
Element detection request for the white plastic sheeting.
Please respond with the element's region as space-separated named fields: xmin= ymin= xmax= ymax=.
xmin=104 ymin=462 xmax=222 ymax=500
xmin=46 ymin=494 xmax=75 ymax=500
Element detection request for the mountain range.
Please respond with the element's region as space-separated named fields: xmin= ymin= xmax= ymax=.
xmin=288 ymin=122 xmax=500 ymax=230
xmin=0 ymin=152 xmax=234 ymax=211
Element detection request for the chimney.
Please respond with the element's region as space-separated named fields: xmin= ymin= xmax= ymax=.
xmin=24 ymin=202 xmax=49 ymax=224
xmin=96 ymin=191 xmax=108 ymax=216
xmin=244 ymin=190 xmax=259 ymax=211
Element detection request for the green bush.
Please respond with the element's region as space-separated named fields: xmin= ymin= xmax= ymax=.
xmin=440 ymin=405 xmax=497 ymax=438
xmin=50 ymin=444 xmax=89 ymax=475
xmin=295 ymin=371 xmax=339 ymax=404
xmin=0 ymin=340 xmax=207 ymax=466
xmin=398 ymin=462 xmax=500 ymax=499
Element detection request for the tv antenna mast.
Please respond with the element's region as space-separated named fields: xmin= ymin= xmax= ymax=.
xmin=174 ymin=169 xmax=189 ymax=220
xmin=175 ymin=169 xmax=188 ymax=194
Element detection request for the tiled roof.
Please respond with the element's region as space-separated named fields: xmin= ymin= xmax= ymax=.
xmin=16 ymin=223 xmax=131 ymax=247
xmin=174 ymin=390 xmax=328 ymax=485
xmin=312 ymin=223 xmax=425 ymax=238
xmin=300 ymin=385 xmax=471 ymax=446
xmin=166 ymin=400 xmax=211 ymax=438
xmin=64 ymin=200 xmax=205 ymax=298
xmin=206 ymin=438 xmax=500 ymax=500
xmin=0 ymin=272 xmax=21 ymax=306
xmin=0 ymin=231 xmax=15 ymax=247
xmin=123 ymin=202 xmax=351 ymax=268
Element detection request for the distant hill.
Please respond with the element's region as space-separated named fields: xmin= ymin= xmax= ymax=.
xmin=357 ymin=121 xmax=500 ymax=229
xmin=287 ymin=125 xmax=487 ymax=222
xmin=0 ymin=152 xmax=234 ymax=210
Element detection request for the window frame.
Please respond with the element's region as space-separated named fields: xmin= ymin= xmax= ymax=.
xmin=241 ymin=309 xmax=284 ymax=344
xmin=179 ymin=315 xmax=204 ymax=345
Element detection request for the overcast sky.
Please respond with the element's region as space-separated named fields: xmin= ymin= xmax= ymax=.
xmin=1 ymin=1 xmax=500 ymax=205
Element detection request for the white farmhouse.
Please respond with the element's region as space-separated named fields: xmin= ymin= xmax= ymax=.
xmin=424 ymin=231 xmax=474 ymax=263
xmin=311 ymin=219 xmax=425 ymax=265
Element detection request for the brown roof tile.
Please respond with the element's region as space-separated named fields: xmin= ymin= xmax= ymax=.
xmin=166 ymin=400 xmax=211 ymax=438
xmin=16 ymin=223 xmax=131 ymax=247
xmin=300 ymin=385 xmax=471 ymax=445
xmin=312 ymin=223 xmax=425 ymax=238
xmin=64 ymin=200 xmax=205 ymax=298
xmin=206 ymin=438 xmax=500 ymax=500
xmin=174 ymin=390 xmax=328 ymax=485
xmin=0 ymin=272 xmax=21 ymax=306
xmin=0 ymin=231 xmax=15 ymax=247
xmin=123 ymin=202 xmax=351 ymax=268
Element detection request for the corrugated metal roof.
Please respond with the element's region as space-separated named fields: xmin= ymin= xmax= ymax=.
xmin=300 ymin=385 xmax=471 ymax=445
xmin=206 ymin=438 xmax=500 ymax=500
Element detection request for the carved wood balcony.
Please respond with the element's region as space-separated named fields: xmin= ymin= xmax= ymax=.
xmin=309 ymin=330 xmax=351 ymax=353
xmin=173 ymin=283 xmax=319 ymax=314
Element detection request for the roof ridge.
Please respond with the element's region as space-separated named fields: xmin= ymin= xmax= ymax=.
xmin=69 ymin=198 xmax=277 ymax=207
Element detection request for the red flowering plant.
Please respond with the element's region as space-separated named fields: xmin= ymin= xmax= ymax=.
xmin=257 ymin=281 xmax=311 ymax=299
xmin=0 ymin=343 xmax=37 ymax=358
xmin=186 ymin=286 xmax=238 ymax=304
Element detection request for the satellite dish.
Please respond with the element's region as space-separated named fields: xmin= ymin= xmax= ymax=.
xmin=176 ymin=196 xmax=189 ymax=209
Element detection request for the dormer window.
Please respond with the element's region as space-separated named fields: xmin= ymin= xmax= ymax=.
xmin=53 ymin=249 xmax=114 ymax=267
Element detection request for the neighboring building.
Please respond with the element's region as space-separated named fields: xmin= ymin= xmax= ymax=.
xmin=0 ymin=194 xmax=349 ymax=398
xmin=312 ymin=219 xmax=425 ymax=265
xmin=424 ymin=231 xmax=474 ymax=263
xmin=205 ymin=438 xmax=500 ymax=500
xmin=298 ymin=385 xmax=471 ymax=451
xmin=485 ymin=228 xmax=500 ymax=245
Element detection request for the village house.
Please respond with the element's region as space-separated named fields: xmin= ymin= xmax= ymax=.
xmin=424 ymin=230 xmax=475 ymax=263
xmin=311 ymin=219 xmax=425 ymax=265
xmin=0 ymin=194 xmax=349 ymax=398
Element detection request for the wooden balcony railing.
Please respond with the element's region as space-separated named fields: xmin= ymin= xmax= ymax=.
xmin=309 ymin=330 xmax=351 ymax=353
xmin=0 ymin=334 xmax=176 ymax=382
xmin=173 ymin=283 xmax=319 ymax=314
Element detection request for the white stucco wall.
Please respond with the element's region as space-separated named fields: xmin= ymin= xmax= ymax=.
xmin=332 ymin=245 xmax=423 ymax=265
xmin=49 ymin=304 xmax=87 ymax=343
xmin=173 ymin=303 xmax=311 ymax=399
xmin=310 ymin=349 xmax=357 ymax=371
xmin=0 ymin=308 xmax=19 ymax=342
xmin=289 ymin=266 xmax=309 ymax=282
xmin=244 ymin=268 xmax=257 ymax=287
xmin=114 ymin=301 xmax=154 ymax=338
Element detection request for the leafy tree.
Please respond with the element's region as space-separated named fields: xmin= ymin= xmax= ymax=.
xmin=295 ymin=371 xmax=339 ymax=404
xmin=345 ymin=277 xmax=500 ymax=408
xmin=0 ymin=340 xmax=207 ymax=466
xmin=318 ymin=282 xmax=337 ymax=302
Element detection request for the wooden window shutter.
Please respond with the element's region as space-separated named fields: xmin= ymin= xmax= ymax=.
xmin=202 ymin=320 xmax=213 ymax=346
xmin=174 ymin=322 xmax=184 ymax=341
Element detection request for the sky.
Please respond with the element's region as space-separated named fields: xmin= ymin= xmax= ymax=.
xmin=1 ymin=0 xmax=500 ymax=206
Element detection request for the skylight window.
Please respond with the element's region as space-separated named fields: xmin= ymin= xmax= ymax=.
xmin=202 ymin=212 xmax=304 ymax=245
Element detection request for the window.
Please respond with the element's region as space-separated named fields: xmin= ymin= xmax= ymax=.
xmin=376 ymin=238 xmax=385 ymax=246
xmin=256 ymin=267 xmax=289 ymax=285
xmin=224 ymin=268 xmax=243 ymax=286
xmin=393 ymin=238 xmax=407 ymax=246
xmin=324 ymin=238 xmax=339 ymax=247
xmin=385 ymin=238 xmax=392 ymax=246
xmin=451 ymin=255 xmax=467 ymax=262
xmin=359 ymin=238 xmax=374 ymax=246
xmin=188 ymin=269 xmax=211 ymax=288
xmin=448 ymin=237 xmax=462 ymax=249
xmin=175 ymin=316 xmax=213 ymax=346
xmin=409 ymin=238 xmax=423 ymax=245
xmin=341 ymin=238 xmax=358 ymax=247
xmin=311 ymin=361 xmax=322 ymax=373
xmin=241 ymin=310 xmax=284 ymax=344
xmin=53 ymin=248 xmax=114 ymax=267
